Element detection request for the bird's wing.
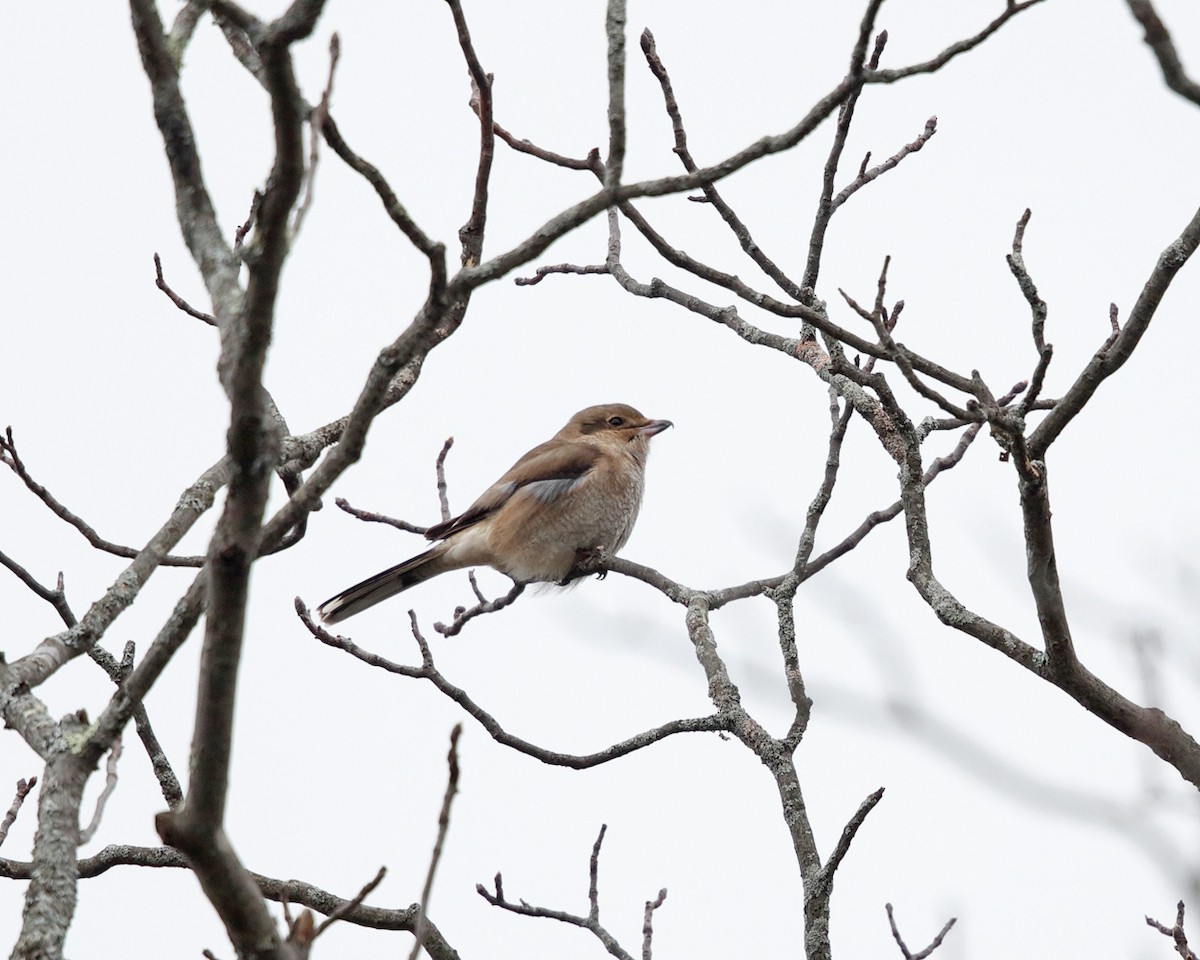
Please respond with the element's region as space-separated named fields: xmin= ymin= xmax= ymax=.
xmin=424 ymin=439 xmax=601 ymax=541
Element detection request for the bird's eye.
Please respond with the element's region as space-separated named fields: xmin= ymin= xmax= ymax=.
xmin=607 ymin=416 xmax=625 ymax=427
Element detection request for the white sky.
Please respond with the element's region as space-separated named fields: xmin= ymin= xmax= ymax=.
xmin=3 ymin=1 xmax=1200 ymax=957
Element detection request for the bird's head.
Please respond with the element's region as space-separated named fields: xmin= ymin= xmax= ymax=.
xmin=557 ymin=403 xmax=673 ymax=457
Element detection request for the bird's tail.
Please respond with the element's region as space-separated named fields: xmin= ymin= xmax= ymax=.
xmin=317 ymin=547 xmax=455 ymax=624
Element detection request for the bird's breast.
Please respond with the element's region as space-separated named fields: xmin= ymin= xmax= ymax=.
xmin=484 ymin=453 xmax=646 ymax=583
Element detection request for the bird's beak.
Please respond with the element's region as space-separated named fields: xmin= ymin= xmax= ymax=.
xmin=639 ymin=419 xmax=673 ymax=437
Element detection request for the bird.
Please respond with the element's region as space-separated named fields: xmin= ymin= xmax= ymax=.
xmin=317 ymin=403 xmax=672 ymax=624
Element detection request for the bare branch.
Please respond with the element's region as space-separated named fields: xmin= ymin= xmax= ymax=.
xmin=78 ymin=738 xmax=122 ymax=845
xmin=839 ymin=281 xmax=975 ymax=421
xmin=0 ymin=778 xmax=38 ymax=849
xmin=7 ymin=718 xmax=92 ymax=960
xmin=296 ymin=599 xmax=730 ymax=766
xmin=435 ymin=436 xmax=454 ymax=522
xmin=476 ymin=825 xmax=643 ymax=960
xmin=1006 ymin=209 xmax=1047 ymax=350
xmin=867 ymin=1 xmax=1049 ymax=83
xmin=794 ymin=387 xmax=854 ymax=575
xmin=595 ymin=186 xmax=982 ymax=401
xmin=805 ymin=420 xmax=984 ymax=579
xmin=639 ymin=28 xmax=805 ymax=300
xmin=1030 ymin=198 xmax=1200 ymax=457
xmin=85 ymin=575 xmax=206 ymax=776
xmin=873 ymin=336 xmax=1200 ymax=790
xmin=0 ymin=846 xmax=461 ymax=959
xmin=1126 ymin=1 xmax=1200 ymax=107
xmin=2 ymin=453 xmax=223 ymax=705
xmin=312 ymin=866 xmax=387 ymax=938
xmin=1 ymin=427 xmax=208 ymax=567
xmin=604 ymin=0 xmax=628 ymax=190
xmin=446 ymin=0 xmax=494 ymax=266
xmin=144 ymin=7 xmax=325 ymax=957
xmin=320 ymin=113 xmax=443 ymax=262
xmin=804 ymin=4 xmax=885 ymax=291
xmin=490 ymin=121 xmax=597 ymax=170
xmin=586 ymin=825 xmax=606 ymax=921
xmin=129 ymin=0 xmax=242 ymax=321
xmin=886 ymin=903 xmax=958 ymax=960
xmin=409 ymin=725 xmax=462 ymax=960
xmin=434 ymin=581 xmax=526 ymax=636
xmin=291 ymin=32 xmax=340 ymax=239
xmin=775 ymin=590 xmax=813 ymax=748
xmin=453 ymin=70 xmax=861 ymax=292
xmin=233 ymin=190 xmax=263 ymax=259
xmin=1147 ymin=901 xmax=1200 ymax=960
xmin=641 ymin=888 xmax=668 ymax=960
xmin=514 ymin=262 xmax=609 ymax=286
xmin=831 ymin=115 xmax=938 ymax=211
xmin=166 ymin=1 xmax=204 ymax=68
xmin=154 ymin=253 xmax=217 ymax=326
xmin=334 ymin=497 xmax=429 ymax=534
xmin=0 ymin=552 xmax=75 ymax=627
xmin=1004 ymin=209 xmax=1055 ymax=411
xmin=821 ymin=787 xmax=885 ymax=882
xmin=601 ymin=208 xmax=913 ymax=464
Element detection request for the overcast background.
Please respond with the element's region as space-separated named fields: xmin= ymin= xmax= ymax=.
xmin=3 ymin=0 xmax=1200 ymax=957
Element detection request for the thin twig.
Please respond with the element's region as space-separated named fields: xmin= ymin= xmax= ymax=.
xmin=408 ymin=724 xmax=463 ymax=960
xmin=79 ymin=738 xmax=123 ymax=844
xmin=514 ymin=262 xmax=609 ymax=286
xmin=466 ymin=570 xmax=488 ymax=604
xmin=831 ymin=116 xmax=937 ymax=211
xmin=867 ymin=1 xmax=1049 ymax=82
xmin=1126 ymin=1 xmax=1200 ymax=107
xmin=1029 ymin=197 xmax=1200 ymax=457
xmin=334 ymin=497 xmax=428 ymax=534
xmin=804 ymin=419 xmax=986 ymax=579
xmin=296 ymin=599 xmax=729 ymax=767
xmin=0 ymin=778 xmax=38 ymax=849
xmin=313 ymin=866 xmax=387 ymax=937
xmin=153 ymin=253 xmax=217 ymax=326
xmin=802 ymin=6 xmax=885 ymax=292
xmin=1005 ymin=209 xmax=1054 ymax=409
xmin=821 ymin=787 xmax=884 ymax=881
xmin=320 ymin=113 xmax=443 ymax=262
xmin=1006 ymin=209 xmax=1047 ymax=350
xmin=641 ymin=888 xmax=667 ymax=960
xmin=434 ymin=581 xmax=526 ymax=636
xmin=475 ymin=825 xmax=639 ymax=960
xmin=292 ymin=32 xmax=340 ymax=239
xmin=639 ymin=27 xmax=805 ymax=301
xmin=1146 ymin=901 xmax=1200 ymax=960
xmin=838 ymin=284 xmax=974 ymax=421
xmin=446 ymin=0 xmax=494 ymax=266
xmin=490 ymin=122 xmax=596 ymax=170
xmin=586 ymin=824 xmax=605 ymax=922
xmin=886 ymin=903 xmax=958 ymax=960
xmin=1 ymin=427 xmax=207 ymax=567
xmin=0 ymin=552 xmax=75 ymax=626
xmin=792 ymin=386 xmax=854 ymax=575
xmin=233 ymin=191 xmax=263 ymax=259
xmin=435 ymin=437 xmax=454 ymax=522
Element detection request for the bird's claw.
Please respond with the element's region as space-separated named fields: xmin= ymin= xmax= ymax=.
xmin=563 ymin=546 xmax=609 ymax=583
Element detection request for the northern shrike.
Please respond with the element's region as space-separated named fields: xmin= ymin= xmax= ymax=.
xmin=317 ymin=403 xmax=672 ymax=623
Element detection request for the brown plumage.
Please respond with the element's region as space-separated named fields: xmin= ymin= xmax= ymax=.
xmin=317 ymin=403 xmax=672 ymax=624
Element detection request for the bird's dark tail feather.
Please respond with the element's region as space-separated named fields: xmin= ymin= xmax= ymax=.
xmin=317 ymin=548 xmax=446 ymax=624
